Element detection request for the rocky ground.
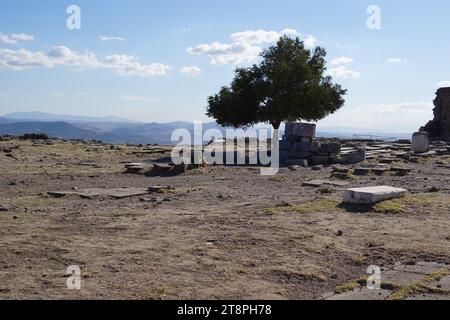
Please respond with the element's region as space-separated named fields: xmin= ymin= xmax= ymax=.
xmin=0 ymin=137 xmax=449 ymax=300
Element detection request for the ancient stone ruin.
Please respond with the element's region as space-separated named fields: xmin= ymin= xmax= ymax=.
xmin=280 ymin=123 xmax=366 ymax=166
xmin=421 ymin=87 xmax=450 ymax=141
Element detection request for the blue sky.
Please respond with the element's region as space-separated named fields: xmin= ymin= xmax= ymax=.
xmin=1 ymin=0 xmax=450 ymax=132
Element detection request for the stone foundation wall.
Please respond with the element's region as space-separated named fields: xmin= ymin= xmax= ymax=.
xmin=281 ymin=123 xmax=340 ymax=166
xmin=421 ymin=87 xmax=450 ymax=141
xmin=280 ymin=123 xmax=367 ymax=166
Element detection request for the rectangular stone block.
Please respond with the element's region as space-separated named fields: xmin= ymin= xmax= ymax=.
xmin=293 ymin=141 xmax=312 ymax=152
xmin=279 ymin=150 xmax=289 ymax=159
xmin=279 ymin=140 xmax=291 ymax=151
xmin=343 ymin=186 xmax=408 ymax=204
xmin=320 ymin=142 xmax=341 ymax=154
xmin=311 ymin=141 xmax=321 ymax=153
xmin=288 ymin=151 xmax=312 ymax=159
xmin=310 ymin=155 xmax=329 ymax=165
xmin=341 ymin=148 xmax=366 ymax=164
xmin=286 ymin=123 xmax=316 ymax=138
xmin=412 ymin=132 xmax=430 ymax=153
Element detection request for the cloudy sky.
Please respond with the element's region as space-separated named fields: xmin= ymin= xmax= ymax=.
xmin=1 ymin=0 xmax=450 ymax=132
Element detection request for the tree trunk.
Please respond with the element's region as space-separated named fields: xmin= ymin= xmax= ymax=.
xmin=271 ymin=121 xmax=281 ymax=130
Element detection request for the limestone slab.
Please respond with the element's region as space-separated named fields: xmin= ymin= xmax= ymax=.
xmin=343 ymin=186 xmax=408 ymax=204
xmin=49 ymin=187 xmax=151 ymax=199
xmin=393 ymin=262 xmax=449 ymax=275
xmin=381 ymin=270 xmax=425 ymax=287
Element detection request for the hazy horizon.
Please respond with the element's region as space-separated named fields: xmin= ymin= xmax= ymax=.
xmin=0 ymin=110 xmax=416 ymax=136
xmin=1 ymin=0 xmax=450 ymax=132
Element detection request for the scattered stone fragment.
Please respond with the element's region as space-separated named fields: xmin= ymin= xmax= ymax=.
xmin=372 ymin=167 xmax=390 ymax=176
xmin=414 ymin=150 xmax=437 ymax=157
xmin=391 ymin=167 xmax=413 ymax=175
xmin=331 ymin=165 xmax=350 ymax=174
xmin=303 ymin=180 xmax=350 ymax=188
xmin=0 ymin=206 xmax=9 ymax=212
xmin=311 ymin=165 xmax=324 ymax=171
xmin=153 ymin=163 xmax=174 ymax=172
xmin=353 ymin=168 xmax=371 ymax=176
xmin=437 ymin=276 xmax=450 ymax=291
xmin=343 ymin=186 xmax=408 ymax=204
xmin=148 ymin=186 xmax=175 ymax=193
xmin=124 ymin=162 xmax=145 ymax=168
xmin=379 ymin=157 xmax=397 ymax=164
xmin=124 ymin=162 xmax=147 ymax=174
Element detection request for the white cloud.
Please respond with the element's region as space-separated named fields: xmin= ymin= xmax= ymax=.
xmin=120 ymin=94 xmax=158 ymax=102
xmin=53 ymin=93 xmax=63 ymax=98
xmin=327 ymin=66 xmax=360 ymax=79
xmin=100 ymin=36 xmax=126 ymax=41
xmin=11 ymin=33 xmax=34 ymax=42
xmin=180 ymin=66 xmax=201 ymax=76
xmin=105 ymin=54 xmax=171 ymax=77
xmin=48 ymin=46 xmax=101 ymax=69
xmin=331 ymin=56 xmax=354 ymax=65
xmin=437 ymin=81 xmax=450 ymax=88
xmin=0 ymin=32 xmax=34 ymax=44
xmin=230 ymin=29 xmax=300 ymax=45
xmin=187 ymin=28 xmax=317 ymax=65
xmin=0 ymin=48 xmax=54 ymax=70
xmin=0 ymin=46 xmax=171 ymax=77
xmin=187 ymin=41 xmax=261 ymax=65
xmin=386 ymin=57 xmax=408 ymax=64
xmin=303 ymin=35 xmax=318 ymax=48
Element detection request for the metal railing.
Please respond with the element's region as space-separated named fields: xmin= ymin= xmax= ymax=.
xmin=352 ymin=134 xmax=397 ymax=142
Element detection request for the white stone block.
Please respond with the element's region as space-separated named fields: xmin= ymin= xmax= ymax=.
xmin=343 ymin=186 xmax=408 ymax=204
xmin=412 ymin=132 xmax=430 ymax=153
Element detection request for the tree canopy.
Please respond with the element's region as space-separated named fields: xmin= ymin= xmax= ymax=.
xmin=206 ymin=36 xmax=347 ymax=129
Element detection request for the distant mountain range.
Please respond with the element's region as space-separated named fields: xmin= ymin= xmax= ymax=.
xmin=4 ymin=111 xmax=138 ymax=124
xmin=0 ymin=112 xmax=413 ymax=144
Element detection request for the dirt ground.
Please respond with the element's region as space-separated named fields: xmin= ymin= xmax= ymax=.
xmin=0 ymin=138 xmax=449 ymax=300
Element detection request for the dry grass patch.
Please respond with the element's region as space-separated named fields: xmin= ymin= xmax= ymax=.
xmin=268 ymin=175 xmax=288 ymax=183
xmin=264 ymin=198 xmax=341 ymax=215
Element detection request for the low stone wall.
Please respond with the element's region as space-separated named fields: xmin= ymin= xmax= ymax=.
xmin=280 ymin=123 xmax=366 ymax=166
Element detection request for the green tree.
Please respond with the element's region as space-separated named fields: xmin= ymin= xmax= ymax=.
xmin=206 ymin=36 xmax=347 ymax=130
